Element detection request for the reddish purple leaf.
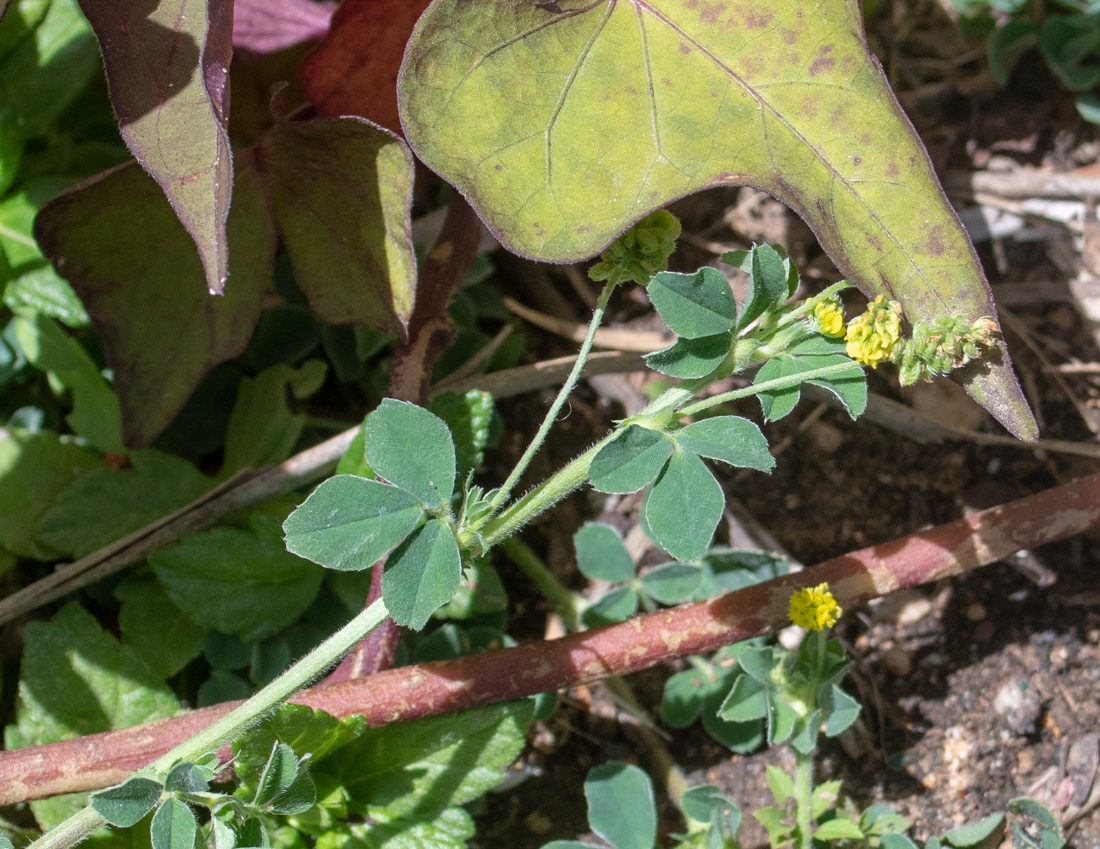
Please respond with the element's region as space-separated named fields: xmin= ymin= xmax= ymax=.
xmin=257 ymin=111 xmax=416 ymax=333
xmin=77 ymin=0 xmax=234 ymax=295
xmin=300 ymin=0 xmax=433 ymax=135
xmin=34 ymin=153 xmax=275 ymax=449
xmin=233 ymin=0 xmax=336 ymax=59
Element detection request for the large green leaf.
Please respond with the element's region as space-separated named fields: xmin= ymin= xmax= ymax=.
xmin=12 ymin=310 xmax=123 ymax=453
xmin=314 ymin=700 xmax=533 ymax=818
xmin=34 ymin=153 xmax=274 ymax=448
xmin=0 ymin=0 xmax=98 ymax=139
xmin=3 ymin=603 xmax=179 ymax=829
xmin=36 ymin=449 xmax=213 ymax=558
xmin=150 ymin=515 xmax=324 ymax=641
xmin=0 ymin=428 xmax=102 ymax=559
xmin=78 ymin=0 xmax=233 ymax=294
xmin=399 ymin=0 xmax=1035 ymax=438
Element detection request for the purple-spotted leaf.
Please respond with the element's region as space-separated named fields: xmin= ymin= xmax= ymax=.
xmin=233 ymin=0 xmax=336 ymax=59
xmin=34 ymin=152 xmax=274 ymax=448
xmin=78 ymin=0 xmax=233 ymax=294
xmin=399 ymin=0 xmax=1036 ymax=439
xmin=257 ymin=112 xmax=416 ymax=332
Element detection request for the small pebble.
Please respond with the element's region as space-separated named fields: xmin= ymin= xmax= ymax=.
xmin=806 ymin=420 xmax=844 ymax=453
xmin=992 ymin=677 xmax=1042 ymax=735
xmin=882 ymin=645 xmax=912 ymax=676
xmin=966 ymin=602 xmax=986 ymax=621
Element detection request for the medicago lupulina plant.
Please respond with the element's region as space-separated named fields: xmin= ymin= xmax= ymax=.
xmin=20 ymin=214 xmax=1038 ymax=849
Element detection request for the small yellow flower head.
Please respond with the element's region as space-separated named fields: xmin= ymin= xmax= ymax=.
xmin=789 ymin=583 xmax=843 ymax=631
xmin=845 ymin=295 xmax=902 ymax=367
xmin=812 ymin=296 xmax=846 ymax=338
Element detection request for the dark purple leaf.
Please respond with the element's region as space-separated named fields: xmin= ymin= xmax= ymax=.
xmin=233 ymin=0 xmax=336 ymax=59
xmin=77 ymin=0 xmax=234 ymax=295
xmin=257 ymin=111 xmax=416 ymax=332
xmin=34 ymin=152 xmax=275 ymax=448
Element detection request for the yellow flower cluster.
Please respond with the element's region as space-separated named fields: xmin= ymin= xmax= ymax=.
xmin=812 ymin=297 xmax=846 ymax=338
xmin=844 ymin=295 xmax=902 ymax=367
xmin=788 ymin=583 xmax=842 ymax=631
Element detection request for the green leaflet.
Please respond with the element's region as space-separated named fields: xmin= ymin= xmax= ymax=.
xmin=283 ymin=475 xmax=425 ymax=572
xmin=585 ymin=763 xmax=657 ymax=849
xmin=588 ymin=425 xmax=673 ymax=494
xmin=573 ymin=522 xmax=635 ymax=582
xmin=364 ymin=399 xmax=457 ymax=511
xmin=644 ymin=449 xmax=724 ymax=562
xmin=382 ymin=518 xmax=463 ymax=630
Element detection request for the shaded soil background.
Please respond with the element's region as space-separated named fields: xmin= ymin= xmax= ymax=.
xmin=469 ymin=0 xmax=1100 ymax=843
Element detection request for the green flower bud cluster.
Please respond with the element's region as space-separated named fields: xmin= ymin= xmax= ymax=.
xmin=892 ymin=314 xmax=1001 ymax=385
xmin=588 ymin=209 xmax=682 ymax=286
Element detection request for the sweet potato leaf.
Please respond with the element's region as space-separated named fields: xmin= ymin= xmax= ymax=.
xmin=233 ymin=0 xmax=336 ymax=58
xmin=301 ymin=0 xmax=433 ymax=134
xmin=257 ymin=112 xmax=416 ymax=332
xmin=34 ymin=153 xmax=274 ymax=448
xmin=78 ymin=0 xmax=233 ymax=294
xmin=398 ymin=0 xmax=1036 ymax=438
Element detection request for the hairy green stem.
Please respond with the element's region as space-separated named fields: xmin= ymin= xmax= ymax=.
xmin=679 ymin=360 xmax=861 ymax=419
xmin=30 ymin=599 xmax=390 ymax=849
xmin=483 ymin=439 xmax=607 ymax=547
xmin=483 ymin=357 xmax=861 ymax=548
xmin=793 ymin=633 xmax=828 ymax=849
xmin=774 ymin=281 xmax=852 ymax=331
xmin=488 ymin=279 xmax=619 ymax=516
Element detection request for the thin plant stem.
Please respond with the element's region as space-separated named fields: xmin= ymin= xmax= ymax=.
xmin=30 ymin=599 xmax=390 ymax=849
xmin=773 ymin=281 xmax=852 ymax=331
xmin=794 ymin=751 xmax=815 ymax=849
xmin=501 ymin=537 xmax=580 ymax=631
xmin=488 ymin=279 xmax=618 ymax=516
xmin=679 ymin=360 xmax=862 ymax=419
xmin=793 ymin=632 xmax=828 ymax=849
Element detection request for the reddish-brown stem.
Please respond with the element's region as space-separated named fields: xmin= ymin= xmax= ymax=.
xmin=2 ymin=471 xmax=1097 ymax=806
xmin=387 ymin=193 xmax=482 ymax=403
